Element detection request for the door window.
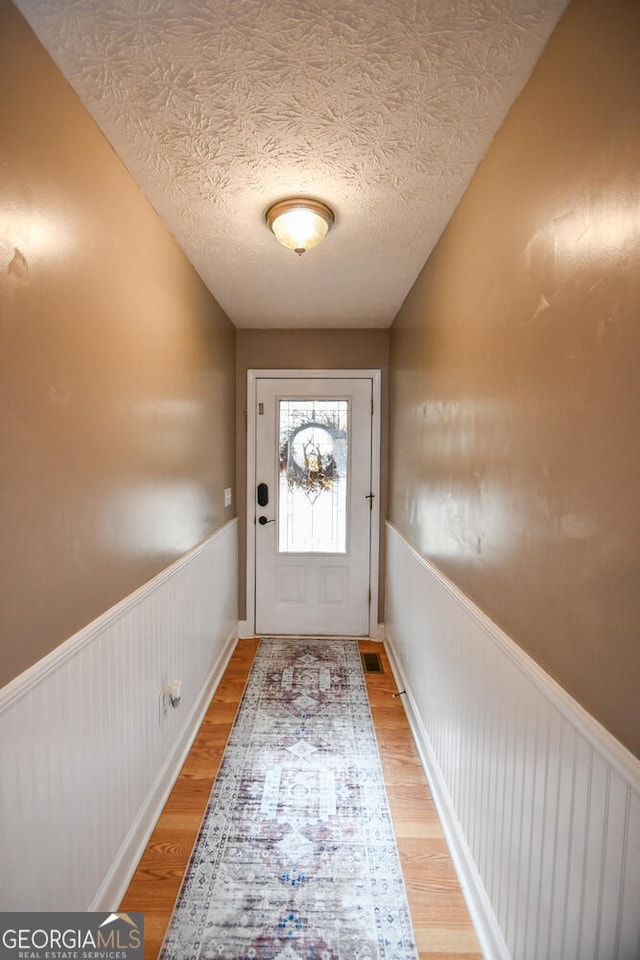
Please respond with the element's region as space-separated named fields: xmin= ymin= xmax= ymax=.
xmin=278 ymin=398 xmax=348 ymax=554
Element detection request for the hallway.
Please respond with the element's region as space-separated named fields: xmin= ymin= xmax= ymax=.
xmin=120 ymin=639 xmax=482 ymax=960
xmin=2 ymin=0 xmax=640 ymax=957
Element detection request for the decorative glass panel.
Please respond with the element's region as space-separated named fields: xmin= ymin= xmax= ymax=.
xmin=278 ymin=399 xmax=348 ymax=553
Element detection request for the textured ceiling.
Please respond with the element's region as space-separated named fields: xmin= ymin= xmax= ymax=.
xmin=14 ymin=0 xmax=568 ymax=328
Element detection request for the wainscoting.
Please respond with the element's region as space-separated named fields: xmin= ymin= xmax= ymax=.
xmin=0 ymin=519 xmax=238 ymax=911
xmin=385 ymin=522 xmax=640 ymax=960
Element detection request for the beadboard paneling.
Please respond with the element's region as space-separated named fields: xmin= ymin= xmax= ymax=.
xmin=0 ymin=519 xmax=238 ymax=911
xmin=385 ymin=522 xmax=640 ymax=960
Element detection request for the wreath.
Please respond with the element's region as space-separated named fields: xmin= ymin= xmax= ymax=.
xmin=279 ymin=422 xmax=341 ymax=501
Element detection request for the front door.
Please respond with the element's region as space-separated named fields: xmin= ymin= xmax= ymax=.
xmin=253 ymin=376 xmax=374 ymax=636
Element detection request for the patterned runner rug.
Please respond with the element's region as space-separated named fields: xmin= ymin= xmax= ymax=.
xmin=160 ymin=638 xmax=418 ymax=960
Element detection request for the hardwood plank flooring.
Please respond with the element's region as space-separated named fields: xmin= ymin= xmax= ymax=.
xmin=120 ymin=638 xmax=481 ymax=959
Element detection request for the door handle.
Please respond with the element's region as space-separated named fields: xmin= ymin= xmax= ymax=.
xmin=258 ymin=516 xmax=275 ymax=525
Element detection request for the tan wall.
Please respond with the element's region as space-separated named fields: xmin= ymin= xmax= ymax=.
xmin=389 ymin=0 xmax=640 ymax=756
xmin=235 ymin=329 xmax=389 ymax=622
xmin=0 ymin=3 xmax=235 ymax=685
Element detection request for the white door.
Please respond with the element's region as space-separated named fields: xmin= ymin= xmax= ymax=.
xmin=254 ymin=377 xmax=374 ymax=636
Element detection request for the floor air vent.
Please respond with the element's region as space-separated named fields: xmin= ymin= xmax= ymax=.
xmin=361 ymin=652 xmax=383 ymax=673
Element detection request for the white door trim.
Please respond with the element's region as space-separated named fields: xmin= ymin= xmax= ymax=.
xmin=246 ymin=369 xmax=381 ymax=638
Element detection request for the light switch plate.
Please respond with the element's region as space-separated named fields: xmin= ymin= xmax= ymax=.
xmin=224 ymin=487 xmax=232 ymax=507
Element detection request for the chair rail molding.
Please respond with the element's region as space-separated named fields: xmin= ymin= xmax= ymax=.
xmin=384 ymin=521 xmax=640 ymax=960
xmin=0 ymin=519 xmax=239 ymax=911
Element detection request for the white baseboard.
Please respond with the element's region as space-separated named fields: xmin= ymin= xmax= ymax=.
xmin=385 ymin=521 xmax=640 ymax=960
xmin=90 ymin=626 xmax=237 ymax=910
xmin=384 ymin=637 xmax=509 ymax=960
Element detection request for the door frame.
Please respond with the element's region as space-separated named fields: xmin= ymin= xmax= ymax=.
xmin=245 ymin=369 xmax=382 ymax=638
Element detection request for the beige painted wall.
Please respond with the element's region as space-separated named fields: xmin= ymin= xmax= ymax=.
xmin=235 ymin=329 xmax=389 ymax=622
xmin=389 ymin=0 xmax=640 ymax=756
xmin=0 ymin=3 xmax=235 ymax=685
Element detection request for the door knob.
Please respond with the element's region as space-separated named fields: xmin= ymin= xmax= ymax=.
xmin=258 ymin=516 xmax=275 ymax=525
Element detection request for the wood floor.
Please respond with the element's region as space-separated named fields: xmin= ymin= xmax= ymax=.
xmin=120 ymin=638 xmax=482 ymax=959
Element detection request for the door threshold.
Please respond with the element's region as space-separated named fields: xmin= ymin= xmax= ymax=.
xmin=258 ymin=633 xmax=369 ymax=640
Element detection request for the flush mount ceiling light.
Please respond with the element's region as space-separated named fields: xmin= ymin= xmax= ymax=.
xmin=265 ymin=198 xmax=335 ymax=256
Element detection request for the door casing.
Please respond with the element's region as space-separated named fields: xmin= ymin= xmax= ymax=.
xmin=246 ymin=369 xmax=381 ymax=637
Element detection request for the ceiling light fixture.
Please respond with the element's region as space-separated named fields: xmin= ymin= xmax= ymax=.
xmin=265 ymin=198 xmax=335 ymax=256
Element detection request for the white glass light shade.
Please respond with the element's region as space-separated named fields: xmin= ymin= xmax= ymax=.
xmin=266 ymin=198 xmax=334 ymax=255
